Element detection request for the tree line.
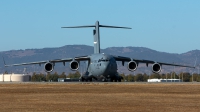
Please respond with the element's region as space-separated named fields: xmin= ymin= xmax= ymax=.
xmin=31 ymin=71 xmax=81 ymax=82
xmin=31 ymin=71 xmax=200 ymax=82
xmin=120 ymin=72 xmax=200 ymax=82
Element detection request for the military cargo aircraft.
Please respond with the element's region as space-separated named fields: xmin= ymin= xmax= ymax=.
xmin=4 ymin=21 xmax=194 ymax=82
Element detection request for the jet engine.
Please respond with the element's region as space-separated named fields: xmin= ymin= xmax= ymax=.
xmin=44 ymin=62 xmax=54 ymax=72
xmin=70 ymin=61 xmax=79 ymax=71
xmin=152 ymin=63 xmax=162 ymax=73
xmin=127 ymin=61 xmax=138 ymax=72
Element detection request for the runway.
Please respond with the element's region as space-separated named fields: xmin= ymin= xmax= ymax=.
xmin=0 ymin=82 xmax=200 ymax=111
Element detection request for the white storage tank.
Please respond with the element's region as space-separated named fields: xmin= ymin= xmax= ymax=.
xmin=0 ymin=73 xmax=30 ymax=82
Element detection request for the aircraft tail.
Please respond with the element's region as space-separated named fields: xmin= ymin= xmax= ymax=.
xmin=62 ymin=21 xmax=131 ymax=54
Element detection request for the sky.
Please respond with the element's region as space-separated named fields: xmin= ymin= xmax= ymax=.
xmin=0 ymin=0 xmax=200 ymax=53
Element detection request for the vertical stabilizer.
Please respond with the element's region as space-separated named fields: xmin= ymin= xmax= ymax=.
xmin=61 ymin=21 xmax=131 ymax=54
xmin=93 ymin=21 xmax=100 ymax=54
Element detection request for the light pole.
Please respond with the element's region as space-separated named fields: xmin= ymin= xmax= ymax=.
xmin=198 ymin=65 xmax=200 ymax=82
xmin=192 ymin=71 xmax=193 ymax=82
xmin=149 ymin=71 xmax=150 ymax=80
xmin=191 ymin=69 xmax=195 ymax=82
xmin=171 ymin=72 xmax=172 ymax=82
xmin=173 ymin=63 xmax=175 ymax=82
xmin=182 ymin=72 xmax=183 ymax=82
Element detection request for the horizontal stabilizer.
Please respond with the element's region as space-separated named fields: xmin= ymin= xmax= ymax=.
xmin=61 ymin=25 xmax=95 ymax=28
xmin=62 ymin=24 xmax=131 ymax=29
xmin=99 ymin=25 xmax=131 ymax=29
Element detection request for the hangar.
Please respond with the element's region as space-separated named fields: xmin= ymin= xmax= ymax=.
xmin=0 ymin=73 xmax=30 ymax=82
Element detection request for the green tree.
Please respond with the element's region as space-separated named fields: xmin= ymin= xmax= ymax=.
xmin=126 ymin=74 xmax=134 ymax=82
xmin=182 ymin=72 xmax=191 ymax=82
xmin=31 ymin=73 xmax=46 ymax=82
xmin=31 ymin=72 xmax=37 ymax=81
xmin=171 ymin=72 xmax=178 ymax=79
xmin=198 ymin=75 xmax=200 ymax=82
xmin=161 ymin=74 xmax=166 ymax=79
xmin=67 ymin=71 xmax=81 ymax=78
xmin=190 ymin=73 xmax=199 ymax=82
xmin=46 ymin=73 xmax=52 ymax=82
xmin=59 ymin=72 xmax=66 ymax=78
xmin=52 ymin=72 xmax=59 ymax=82
xmin=150 ymin=73 xmax=161 ymax=79
xmin=178 ymin=72 xmax=187 ymax=81
xmin=143 ymin=73 xmax=149 ymax=82
xmin=120 ymin=73 xmax=126 ymax=82
xmin=165 ymin=73 xmax=171 ymax=79
xmin=38 ymin=73 xmax=46 ymax=81
xmin=134 ymin=74 xmax=143 ymax=82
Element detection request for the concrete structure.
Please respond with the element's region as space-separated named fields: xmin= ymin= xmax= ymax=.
xmin=148 ymin=79 xmax=182 ymax=82
xmin=0 ymin=74 xmax=30 ymax=82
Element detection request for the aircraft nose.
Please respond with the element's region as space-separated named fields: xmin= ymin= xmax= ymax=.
xmin=103 ymin=62 xmax=111 ymax=72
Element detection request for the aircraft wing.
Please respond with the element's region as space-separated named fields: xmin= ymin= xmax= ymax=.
xmin=113 ymin=56 xmax=195 ymax=68
xmin=4 ymin=58 xmax=73 ymax=67
xmin=74 ymin=56 xmax=90 ymax=61
xmin=4 ymin=55 xmax=91 ymax=67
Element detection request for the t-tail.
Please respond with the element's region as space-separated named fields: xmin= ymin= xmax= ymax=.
xmin=61 ymin=21 xmax=131 ymax=54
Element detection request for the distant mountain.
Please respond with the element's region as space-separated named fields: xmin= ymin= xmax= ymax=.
xmin=0 ymin=45 xmax=199 ymax=75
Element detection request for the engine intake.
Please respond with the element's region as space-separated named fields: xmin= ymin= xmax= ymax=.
xmin=70 ymin=61 xmax=79 ymax=71
xmin=44 ymin=62 xmax=54 ymax=72
xmin=152 ymin=63 xmax=161 ymax=73
xmin=127 ymin=61 xmax=138 ymax=72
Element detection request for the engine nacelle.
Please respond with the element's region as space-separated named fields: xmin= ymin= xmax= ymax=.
xmin=152 ymin=63 xmax=162 ymax=73
xmin=44 ymin=62 xmax=54 ymax=72
xmin=70 ymin=61 xmax=79 ymax=71
xmin=127 ymin=61 xmax=138 ymax=72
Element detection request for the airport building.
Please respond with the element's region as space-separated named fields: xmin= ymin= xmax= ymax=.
xmin=148 ymin=79 xmax=182 ymax=82
xmin=0 ymin=73 xmax=31 ymax=82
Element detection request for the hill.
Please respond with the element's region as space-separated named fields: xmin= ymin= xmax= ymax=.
xmin=0 ymin=45 xmax=199 ymax=75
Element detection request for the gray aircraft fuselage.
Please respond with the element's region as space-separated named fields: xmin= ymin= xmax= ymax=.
xmin=84 ymin=53 xmax=118 ymax=81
